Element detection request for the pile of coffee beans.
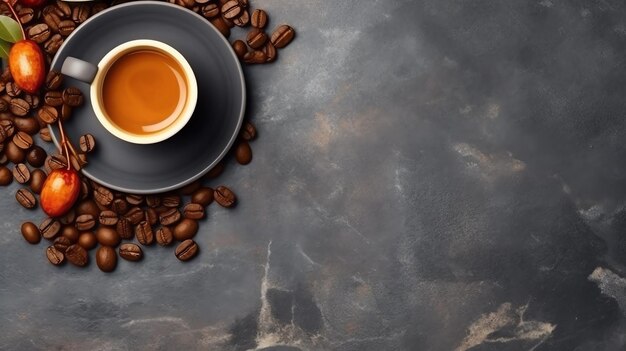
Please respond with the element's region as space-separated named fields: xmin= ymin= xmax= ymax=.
xmin=0 ymin=0 xmax=276 ymax=272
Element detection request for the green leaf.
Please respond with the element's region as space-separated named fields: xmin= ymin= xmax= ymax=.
xmin=0 ymin=16 xmax=22 ymax=43
xmin=0 ymin=39 xmax=11 ymax=59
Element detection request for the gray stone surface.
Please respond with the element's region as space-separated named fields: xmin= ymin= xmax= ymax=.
xmin=1 ymin=0 xmax=626 ymax=350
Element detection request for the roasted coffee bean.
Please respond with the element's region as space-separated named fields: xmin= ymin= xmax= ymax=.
xmin=27 ymin=146 xmax=47 ymax=167
xmin=53 ymin=236 xmax=72 ymax=252
xmin=96 ymin=246 xmax=117 ymax=272
xmin=154 ymin=205 xmax=170 ymax=214
xmin=9 ymin=98 xmax=30 ymax=116
xmin=44 ymin=90 xmax=63 ymax=106
xmin=0 ymin=67 xmax=10 ymax=83
xmin=233 ymin=9 xmax=249 ymax=27
xmin=240 ymin=121 xmax=257 ymax=140
xmin=125 ymin=206 xmax=144 ymax=225
xmin=235 ymin=141 xmax=252 ymax=165
xmin=221 ymin=1 xmax=240 ymax=19
xmin=15 ymin=117 xmax=40 ymax=134
xmin=21 ymin=221 xmax=40 ymax=244
xmin=94 ymin=186 xmax=113 ymax=206
xmin=119 ymin=243 xmax=143 ymax=261
xmin=61 ymin=103 xmax=72 ymax=121
xmin=0 ymin=99 xmax=7 ymax=113
xmin=79 ymin=133 xmax=95 ymax=153
xmin=40 ymin=217 xmax=61 ymax=240
xmin=30 ymin=169 xmax=46 ymax=193
xmin=61 ymin=225 xmax=80 ymax=242
xmin=46 ymin=246 xmax=64 ymax=265
xmin=175 ymin=239 xmax=198 ymax=261
xmin=183 ymin=203 xmax=205 ymax=219
xmin=145 ymin=208 xmax=158 ymax=225
xmin=58 ymin=209 xmax=75 ymax=226
xmin=72 ymin=4 xmax=90 ymax=24
xmin=210 ymin=17 xmax=231 ymax=37
xmin=271 ymin=24 xmax=295 ymax=48
xmin=78 ymin=231 xmax=97 ymax=250
xmin=251 ymin=9 xmax=268 ymax=28
xmin=78 ymin=179 xmax=89 ymax=200
xmin=232 ymin=40 xmax=247 ymax=59
xmin=243 ymin=50 xmax=266 ymax=64
xmin=18 ymin=7 xmax=34 ymax=24
xmin=24 ymin=94 xmax=40 ymax=109
xmin=97 ymin=226 xmax=121 ymax=247
xmin=27 ymin=23 xmax=51 ymax=44
xmin=38 ymin=105 xmax=59 ymax=124
xmin=39 ymin=127 xmax=52 ymax=142
xmin=6 ymin=82 xmax=22 ymax=97
xmin=173 ymin=218 xmax=199 ymax=241
xmin=13 ymin=131 xmax=33 ymax=150
xmin=145 ymin=195 xmax=160 ymax=207
xmin=125 ymin=194 xmax=144 ymax=205
xmin=247 ymin=28 xmax=267 ymax=49
xmin=201 ymin=3 xmax=219 ymax=18
xmin=1 ymin=120 xmax=15 ymax=137
xmin=44 ymin=34 xmax=63 ymax=55
xmin=58 ymin=20 xmax=75 ymax=36
xmin=16 ymin=188 xmax=36 ymax=209
xmin=62 ymin=87 xmax=83 ymax=107
xmin=162 ymin=195 xmax=181 ymax=208
xmin=45 ymin=70 xmax=63 ymax=90
xmin=110 ymin=199 xmax=127 ymax=215
xmin=76 ymin=199 xmax=100 ymax=218
xmin=179 ymin=180 xmax=201 ymax=195
xmin=6 ymin=141 xmax=25 ymax=164
xmin=135 ymin=221 xmax=154 ymax=245
xmin=75 ymin=214 xmax=96 ymax=231
xmin=191 ymin=187 xmax=214 ymax=206
xmin=159 ymin=208 xmax=181 ymax=226
xmin=263 ymin=42 xmax=277 ymax=62
xmin=65 ymin=244 xmax=88 ymax=266
xmin=99 ymin=210 xmax=118 ymax=226
xmin=116 ymin=217 xmax=133 ymax=240
xmin=42 ymin=5 xmax=62 ymax=31
xmin=55 ymin=0 xmax=71 ymax=17
xmin=46 ymin=153 xmax=67 ymax=170
xmin=205 ymin=162 xmax=224 ymax=178
xmin=214 ymin=185 xmax=236 ymax=207
xmin=156 ymin=226 xmax=173 ymax=246
xmin=13 ymin=163 xmax=30 ymax=184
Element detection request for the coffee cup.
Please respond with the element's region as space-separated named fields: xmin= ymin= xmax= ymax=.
xmin=61 ymin=39 xmax=198 ymax=144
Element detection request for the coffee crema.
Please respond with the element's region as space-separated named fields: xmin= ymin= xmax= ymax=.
xmin=101 ymin=49 xmax=188 ymax=135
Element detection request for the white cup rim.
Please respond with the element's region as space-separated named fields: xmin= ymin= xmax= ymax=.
xmin=91 ymin=39 xmax=198 ymax=144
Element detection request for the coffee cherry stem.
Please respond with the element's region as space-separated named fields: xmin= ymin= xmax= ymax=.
xmin=57 ymin=117 xmax=72 ymax=171
xmin=2 ymin=0 xmax=26 ymax=40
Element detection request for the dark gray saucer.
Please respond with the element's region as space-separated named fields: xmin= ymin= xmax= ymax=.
xmin=50 ymin=1 xmax=245 ymax=194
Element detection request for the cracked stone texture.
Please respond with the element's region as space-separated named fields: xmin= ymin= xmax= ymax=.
xmin=2 ymin=0 xmax=626 ymax=350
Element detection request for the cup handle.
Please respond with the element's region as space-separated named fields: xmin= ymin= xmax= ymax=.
xmin=61 ymin=56 xmax=98 ymax=83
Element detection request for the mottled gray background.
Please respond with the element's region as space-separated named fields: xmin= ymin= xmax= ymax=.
xmin=2 ymin=0 xmax=626 ymax=350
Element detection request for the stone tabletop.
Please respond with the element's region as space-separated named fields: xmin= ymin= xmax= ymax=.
xmin=2 ymin=0 xmax=626 ymax=350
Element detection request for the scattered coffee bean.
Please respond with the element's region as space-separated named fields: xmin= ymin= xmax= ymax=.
xmin=201 ymin=3 xmax=219 ymax=18
xmin=240 ymin=121 xmax=257 ymax=140
xmin=46 ymin=153 xmax=67 ymax=170
xmin=159 ymin=208 xmax=181 ymax=226
xmin=247 ymin=28 xmax=267 ymax=49
xmin=221 ymin=13 xmax=235 ymax=28
xmin=145 ymin=208 xmax=158 ymax=225
xmin=78 ymin=231 xmax=97 ymax=250
xmin=72 ymin=4 xmax=90 ymax=24
xmin=42 ymin=6 xmax=62 ymax=31
xmin=79 ymin=133 xmax=95 ymax=153
xmin=75 ymin=214 xmax=96 ymax=231
xmin=61 ymin=225 xmax=80 ymax=242
xmin=135 ymin=220 xmax=154 ymax=245
xmin=243 ymin=50 xmax=266 ymax=64
xmin=10 ymin=98 xmax=30 ymax=116
xmin=58 ymin=19 xmax=76 ymax=36
xmin=94 ymin=186 xmax=113 ymax=206
xmin=55 ymin=0 xmax=72 ymax=17
xmin=61 ymin=103 xmax=72 ymax=121
xmin=39 ymin=127 xmax=52 ymax=142
xmin=62 ymin=87 xmax=83 ymax=107
xmin=46 ymin=246 xmax=64 ymax=265
xmin=44 ymin=34 xmax=63 ymax=54
xmin=44 ymin=90 xmax=63 ymax=106
xmin=263 ymin=42 xmax=277 ymax=62
xmin=1 ymin=120 xmax=15 ymax=137
xmin=13 ymin=131 xmax=33 ymax=150
xmin=0 ymin=166 xmax=12 ymax=185
xmin=183 ymin=203 xmax=205 ymax=219
xmin=119 ymin=243 xmax=143 ymax=261
xmin=235 ymin=141 xmax=252 ymax=165
xmin=59 ymin=209 xmax=76 ymax=225
xmin=6 ymin=82 xmax=22 ymax=97
xmin=125 ymin=194 xmax=144 ymax=206
xmin=6 ymin=141 xmax=25 ymax=164
xmin=24 ymin=94 xmax=40 ymax=109
xmin=76 ymin=199 xmax=100 ymax=218
xmin=21 ymin=222 xmax=41 ymax=244
xmin=162 ymin=195 xmax=181 ymax=208
xmin=16 ymin=188 xmax=36 ymax=209
xmin=45 ymin=70 xmax=63 ymax=90
xmin=27 ymin=23 xmax=51 ymax=44
xmin=271 ymin=24 xmax=295 ymax=48
xmin=18 ymin=7 xmax=35 ymax=24
xmin=53 ymin=236 xmax=72 ymax=252
xmin=30 ymin=169 xmax=46 ymax=193
xmin=40 ymin=217 xmax=61 ymax=240
xmin=175 ymin=239 xmax=198 ymax=261
xmin=27 ymin=146 xmax=47 ymax=168
xmin=214 ymin=185 xmax=236 ymax=207
xmin=14 ymin=117 xmax=40 ymax=134
xmin=173 ymin=218 xmax=199 ymax=241
xmin=13 ymin=163 xmax=30 ymax=184
xmin=233 ymin=9 xmax=249 ymax=27
xmin=221 ymin=0 xmax=241 ymax=19
xmin=191 ymin=187 xmax=214 ymax=206
xmin=251 ymin=9 xmax=268 ymax=28
xmin=210 ymin=17 xmax=231 ymax=37
xmin=146 ymin=195 xmax=160 ymax=208
xmin=232 ymin=40 xmax=247 ymax=59
xmin=99 ymin=210 xmax=118 ymax=226
xmin=96 ymin=226 xmax=121 ymax=247
xmin=110 ymin=198 xmax=128 ymax=215
xmin=156 ymin=226 xmax=173 ymax=246
xmin=38 ymin=105 xmax=59 ymax=124
xmin=116 ymin=217 xmax=133 ymax=240
xmin=65 ymin=244 xmax=88 ymax=266
xmin=125 ymin=206 xmax=144 ymax=225
xmin=96 ymin=246 xmax=117 ymax=272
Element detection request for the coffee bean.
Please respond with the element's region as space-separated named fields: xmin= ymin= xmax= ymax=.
xmin=154 ymin=205 xmax=170 ymax=214
xmin=30 ymin=169 xmax=46 ymax=193
xmin=159 ymin=208 xmax=181 ymax=226
xmin=205 ymin=162 xmax=224 ymax=178
xmin=98 ymin=210 xmax=118 ymax=226
xmin=18 ymin=7 xmax=35 ymax=24
xmin=263 ymin=42 xmax=277 ymax=62
xmin=75 ymin=214 xmax=96 ymax=231
xmin=201 ymin=3 xmax=219 ymax=18
xmin=173 ymin=218 xmax=199 ymax=241
xmin=61 ymin=225 xmax=79 ymax=242
xmin=9 ymin=98 xmax=29 ymax=117
xmin=62 ymin=87 xmax=83 ymax=107
xmin=6 ymin=82 xmax=22 ymax=97
xmin=96 ymin=226 xmax=121 ymax=247
xmin=146 ymin=195 xmax=160 ymax=208
xmin=13 ymin=131 xmax=33 ymax=150
xmin=15 ymin=117 xmax=40 ymax=134
xmin=221 ymin=0 xmax=241 ymax=19
xmin=78 ymin=231 xmax=97 ymax=250
xmin=79 ymin=133 xmax=95 ymax=153
xmin=235 ymin=141 xmax=252 ymax=165
xmin=45 ymin=70 xmax=63 ymax=90
xmin=72 ymin=4 xmax=90 ymax=24
xmin=42 ymin=5 xmax=62 ymax=31
xmin=232 ymin=40 xmax=247 ymax=59
xmin=145 ymin=208 xmax=158 ymax=225
xmin=21 ymin=221 xmax=40 ymax=244
xmin=39 ymin=127 xmax=52 ymax=142
xmin=6 ymin=141 xmax=25 ymax=164
xmin=24 ymin=94 xmax=40 ymax=109
xmin=119 ymin=243 xmax=143 ymax=261
xmin=27 ymin=146 xmax=47 ymax=168
xmin=271 ymin=24 xmax=295 ymax=48
xmin=162 ymin=195 xmax=181 ymax=208
xmin=135 ymin=221 xmax=154 ymax=245
xmin=96 ymin=246 xmax=117 ymax=272
xmin=175 ymin=239 xmax=198 ymax=261
xmin=183 ymin=203 xmax=205 ymax=220
xmin=0 ymin=166 xmax=12 ymax=186
xmin=44 ymin=90 xmax=63 ymax=106
xmin=210 ymin=17 xmax=231 ymax=37
xmin=125 ymin=194 xmax=144 ymax=206
xmin=0 ymin=67 xmax=11 ymax=83
xmin=0 ymin=98 xmax=7 ymax=113
xmin=240 ymin=121 xmax=257 ymax=140
xmin=116 ymin=217 xmax=133 ymax=240
xmin=247 ymin=28 xmax=267 ymax=49
xmin=243 ymin=50 xmax=266 ymax=64
xmin=221 ymin=12 xmax=235 ymax=28
xmin=179 ymin=180 xmax=201 ymax=195
xmin=214 ymin=185 xmax=236 ymax=207
xmin=38 ymin=105 xmax=59 ymax=124
xmin=58 ymin=20 xmax=75 ymax=36
xmin=233 ymin=9 xmax=249 ymax=27
xmin=76 ymin=199 xmax=100 ymax=218
xmin=125 ymin=206 xmax=144 ymax=225
xmin=191 ymin=187 xmax=214 ymax=206
xmin=16 ymin=188 xmax=36 ymax=209
xmin=46 ymin=246 xmax=64 ymax=265
xmin=1 ymin=120 xmax=15 ymax=137
xmin=61 ymin=103 xmax=72 ymax=121
xmin=53 ymin=236 xmax=72 ymax=252
xmin=156 ymin=226 xmax=173 ymax=246
xmin=94 ymin=186 xmax=113 ymax=206
xmin=13 ymin=163 xmax=30 ymax=184
xmin=251 ymin=9 xmax=268 ymax=29
xmin=39 ymin=217 xmax=60 ymax=240
xmin=65 ymin=244 xmax=88 ymax=266
xmin=55 ymin=0 xmax=71 ymax=17
xmin=44 ymin=34 xmax=63 ymax=55
xmin=27 ymin=23 xmax=51 ymax=44
xmin=46 ymin=153 xmax=67 ymax=171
